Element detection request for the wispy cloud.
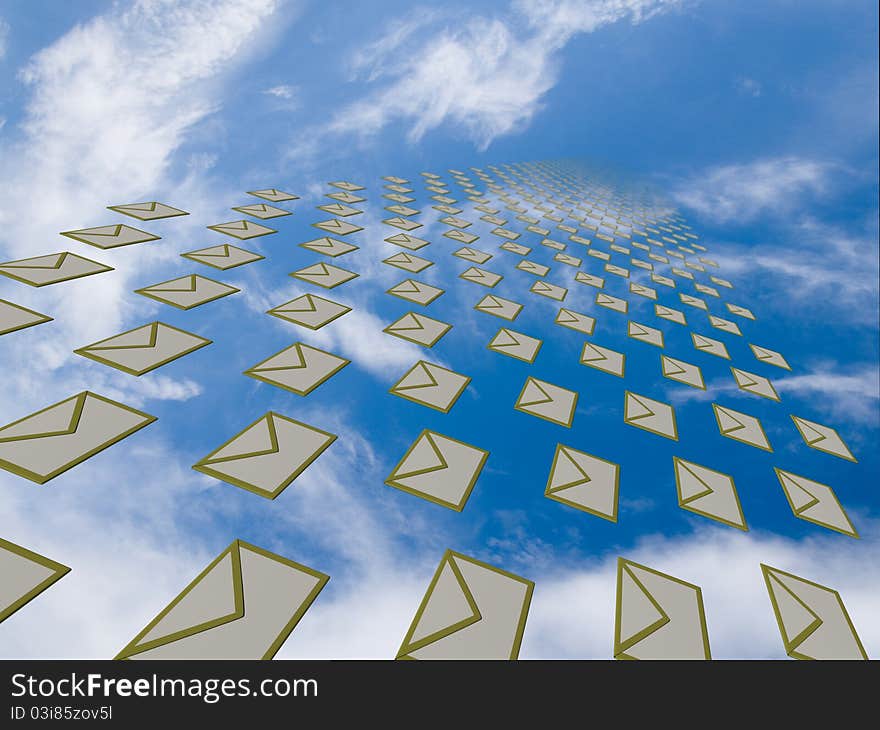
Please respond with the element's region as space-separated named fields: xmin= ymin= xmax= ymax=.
xmin=672 ymin=156 xmax=831 ymax=222
xmin=295 ymin=0 xmax=682 ymax=154
xmin=263 ymin=84 xmax=297 ymax=99
xmin=774 ymin=366 xmax=879 ymax=425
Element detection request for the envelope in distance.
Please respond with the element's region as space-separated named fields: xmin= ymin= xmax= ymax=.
xmin=488 ymin=328 xmax=542 ymax=363
xmin=135 ymin=274 xmax=239 ymax=310
xmin=106 ymin=202 xmax=188 ymax=221
xmin=0 ymin=538 xmax=70 ymax=624
xmin=761 ymin=564 xmax=867 ymax=660
xmin=207 ymin=220 xmax=276 ymax=240
xmin=0 ymin=252 xmax=113 ymax=287
xmin=614 ymin=558 xmax=711 ymax=660
xmin=231 ymin=203 xmax=291 ymax=219
xmin=0 ymin=391 xmax=156 ymax=484
xmin=385 ymin=430 xmax=489 ymax=511
xmin=474 ymin=294 xmax=522 ymax=321
xmin=389 ymin=361 xmax=470 ymax=413
xmin=61 ymin=224 xmax=160 ymax=249
xmin=396 ymin=550 xmax=533 ymax=660
xmin=290 ymin=262 xmax=358 ymax=289
xmin=247 ymin=188 xmax=299 ymax=202
xmin=556 ymin=308 xmax=595 ymax=335
xmin=312 ymin=218 xmax=363 ymax=236
xmin=116 ymin=540 xmax=328 ymax=660
xmin=193 ymin=413 xmax=336 ymax=499
xmin=244 ymin=342 xmax=349 ymax=396
xmin=181 ymin=244 xmax=264 ymax=270
xmin=75 ymin=321 xmax=210 ymax=376
xmin=267 ymin=293 xmax=351 ymax=330
xmin=299 ymin=237 xmax=359 ymax=258
xmin=386 ymin=279 xmax=444 ymax=306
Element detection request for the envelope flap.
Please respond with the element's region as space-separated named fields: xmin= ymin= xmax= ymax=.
xmin=251 ymin=343 xmax=307 ymax=371
xmin=662 ymin=357 xmax=686 ymax=376
xmin=391 ymin=313 xmax=425 ymax=332
xmin=777 ymin=471 xmax=819 ymax=511
xmin=399 ymin=554 xmax=481 ymax=655
xmin=392 ymin=432 xmax=447 ymax=479
xmin=303 ymin=263 xmax=331 ymax=277
xmin=492 ymin=329 xmax=521 ymax=348
xmin=626 ymin=393 xmax=656 ymax=421
xmin=281 ymin=294 xmax=319 ymax=313
xmin=149 ymin=275 xmax=198 ymax=292
xmin=201 ymin=414 xmax=280 ymax=464
xmin=549 ymin=447 xmax=590 ymax=492
xmin=792 ymin=417 xmax=826 ymax=444
xmin=480 ymin=296 xmax=502 ymax=308
xmin=118 ymin=543 xmax=244 ymax=658
xmin=2 ymin=253 xmax=68 ymax=270
xmin=86 ymin=322 xmax=159 ymax=351
xmin=715 ymin=406 xmax=746 ymax=433
xmin=520 ymin=378 xmax=552 ymax=406
xmin=676 ymin=459 xmax=714 ymax=502
xmin=0 ymin=392 xmax=86 ymax=442
xmin=582 ymin=343 xmax=607 ymax=362
xmin=617 ymin=562 xmax=670 ymax=652
xmin=397 ymin=363 xmax=439 ymax=390
xmin=393 ymin=280 xmax=420 ymax=293
xmin=764 ymin=569 xmax=822 ymax=649
xmin=558 ymin=309 xmax=578 ymax=322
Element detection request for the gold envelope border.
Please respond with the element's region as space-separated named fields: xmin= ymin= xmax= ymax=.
xmin=0 ymin=537 xmax=70 ymax=623
xmin=247 ymin=189 xmax=299 ymax=202
xmin=691 ymin=333 xmax=730 ymax=360
xmin=544 ymin=444 xmax=619 ymax=522
xmin=624 ymin=391 xmax=678 ymax=441
xmin=0 ymin=391 xmax=156 ymax=484
xmin=760 ymin=563 xmax=867 ymax=660
xmin=443 ymin=229 xmax=479 ymax=244
xmin=299 ymin=237 xmax=359 ymax=258
xmin=790 ymin=416 xmax=856 ymax=462
xmin=181 ymin=244 xmax=264 ymax=270
xmin=382 ymin=253 xmax=433 ymax=273
xmin=74 ymin=321 xmax=212 ymax=376
xmin=459 ymin=267 xmax=502 ymax=288
xmin=312 ymin=218 xmax=363 ymax=236
xmin=317 ymin=203 xmax=364 ymax=217
xmin=385 ymin=279 xmax=444 ymax=306
xmin=267 ymin=293 xmax=352 ymax=330
xmin=389 ymin=361 xmax=471 ymax=414
xmin=384 ymin=234 xmax=430 ymax=251
xmin=661 ymin=355 xmax=706 ymax=390
xmin=574 ymin=272 xmax=605 ymax=289
xmin=580 ymin=342 xmax=626 ymax=378
xmin=748 ymin=343 xmax=792 ymax=370
xmin=654 ymin=304 xmax=687 ymax=325
xmin=0 ymin=252 xmax=113 ymax=288
xmin=106 ymin=202 xmax=188 ymax=221
xmin=453 ymin=248 xmax=492 ymax=264
xmin=555 ymin=308 xmax=595 ymax=335
xmin=396 ymin=549 xmax=534 ymax=660
xmin=385 ymin=430 xmax=489 ymax=512
xmin=116 ymin=540 xmax=329 ymax=660
xmin=673 ymin=456 xmax=747 ymax=531
xmin=487 ymin=327 xmax=542 ymax=364
xmin=627 ymin=321 xmax=665 ymax=348
xmin=383 ymin=312 xmax=452 ymax=348
xmin=730 ymin=367 xmax=780 ymax=402
xmin=193 ymin=412 xmax=337 ymax=500
xmin=530 ymin=280 xmax=567 ymax=301
xmin=514 ymin=376 xmax=578 ymax=428
xmin=474 ymin=295 xmax=522 ymax=322
xmin=231 ymin=203 xmax=291 ymax=219
xmin=0 ymin=298 xmax=53 ymax=335
xmin=595 ymin=292 xmax=628 ymax=313
xmin=614 ymin=557 xmax=711 ymax=660
xmin=244 ymin=343 xmax=350 ymax=396
xmin=712 ymin=404 xmax=772 ymax=452
xmin=289 ymin=263 xmax=359 ymax=290
xmin=774 ymin=468 xmax=858 ymax=537
xmin=61 ymin=224 xmax=161 ymax=248
xmin=207 ymin=220 xmax=276 ymax=240
xmin=134 ymin=274 xmax=240 ymax=311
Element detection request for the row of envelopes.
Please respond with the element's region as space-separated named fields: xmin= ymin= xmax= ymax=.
xmin=0 ymin=537 xmax=867 ymax=659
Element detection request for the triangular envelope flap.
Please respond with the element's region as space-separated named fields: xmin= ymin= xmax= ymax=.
xmin=197 ymin=244 xmax=233 ymax=256
xmin=492 ymin=329 xmax=521 ymax=348
xmin=89 ymin=323 xmax=157 ymax=349
xmin=409 ymin=558 xmax=479 ymax=645
xmin=399 ymin=363 xmax=438 ymax=389
xmin=464 ymin=267 xmax=483 ymax=278
xmin=663 ymin=358 xmax=686 ymax=376
xmin=677 ymin=461 xmax=714 ymax=501
xmin=794 ymin=418 xmax=827 ymax=444
xmin=779 ymin=473 xmax=818 ymax=511
xmin=302 ymin=263 xmax=330 ymax=276
xmin=767 ymin=571 xmax=820 ymax=643
xmin=395 ymin=433 xmax=445 ymax=477
xmin=626 ymin=394 xmax=655 ymax=420
xmin=521 ymin=378 xmax=551 ymax=405
xmin=732 ymin=369 xmax=758 ymax=387
xmin=387 ymin=234 xmax=412 ymax=243
xmin=550 ymin=448 xmax=590 ymax=490
xmin=4 ymin=253 xmax=66 ymax=269
xmin=151 ymin=275 xmax=197 ymax=292
xmin=393 ymin=313 xmax=424 ymax=331
xmin=206 ymin=415 xmax=276 ymax=462
xmin=393 ymin=280 xmax=420 ymax=293
xmin=134 ymin=549 xmax=242 ymax=648
xmin=280 ymin=294 xmax=319 ymax=313
xmin=388 ymin=253 xmax=413 ymax=264
xmin=121 ymin=202 xmax=158 ymax=212
xmin=753 ymin=345 xmax=774 ymax=359
xmin=716 ymin=407 xmax=745 ymax=432
xmin=481 ymin=296 xmax=502 ymax=308
xmin=256 ymin=344 xmax=307 ymax=370
xmin=558 ymin=309 xmax=578 ymax=322
xmin=619 ymin=565 xmax=666 ymax=644
xmin=0 ymin=393 xmax=83 ymax=440
xmin=76 ymin=224 xmax=125 ymax=235
xmin=583 ymin=343 xmax=608 ymax=361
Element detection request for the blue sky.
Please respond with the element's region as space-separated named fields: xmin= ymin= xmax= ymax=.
xmin=0 ymin=0 xmax=877 ymax=659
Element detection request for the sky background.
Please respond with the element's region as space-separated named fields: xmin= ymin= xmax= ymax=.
xmin=0 ymin=0 xmax=877 ymax=659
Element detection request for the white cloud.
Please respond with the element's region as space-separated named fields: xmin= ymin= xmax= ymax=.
xmin=736 ymin=76 xmax=762 ymax=97
xmin=774 ymin=366 xmax=879 ymax=425
xmin=319 ymin=0 xmax=682 ymax=151
xmin=263 ymin=84 xmax=296 ymax=99
xmin=0 ymin=17 xmax=9 ymax=60
xmin=673 ymin=156 xmax=831 ymax=222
